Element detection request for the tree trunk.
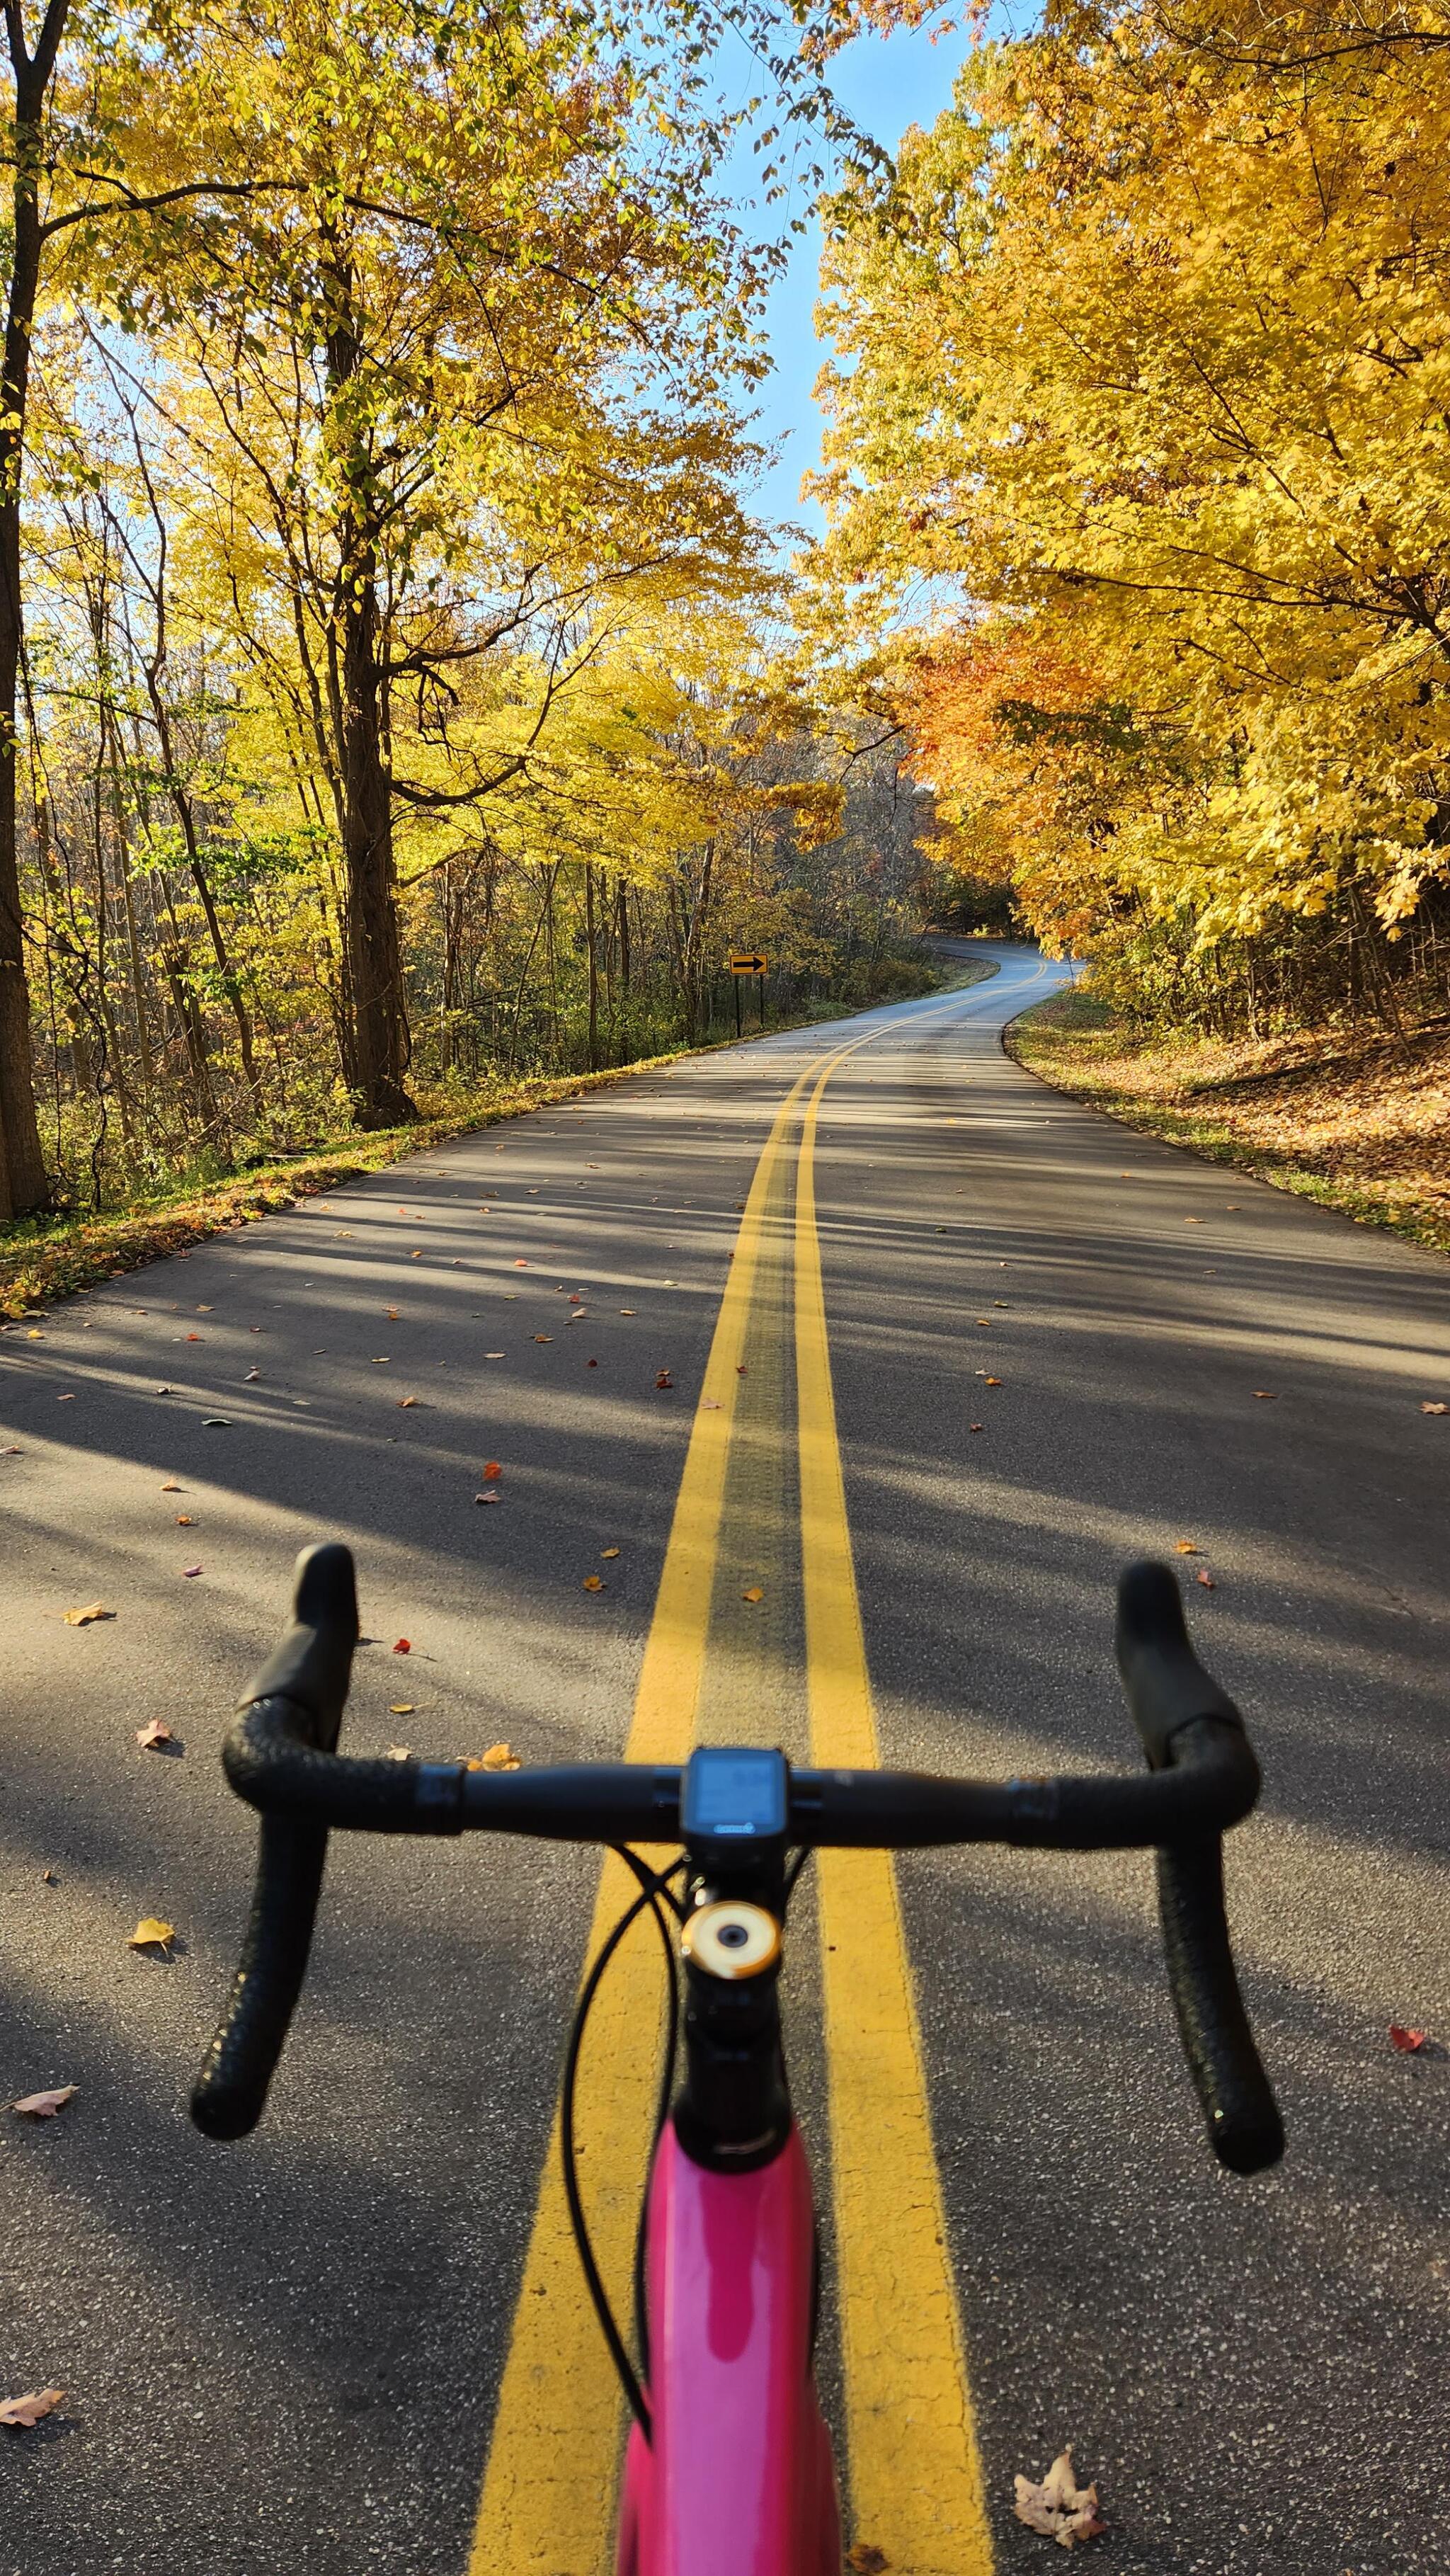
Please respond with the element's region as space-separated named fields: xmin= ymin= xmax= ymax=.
xmin=0 ymin=4 xmax=69 ymax=1216
xmin=585 ymin=864 xmax=599 ymax=1072
xmin=322 ymin=235 xmax=414 ymax=1129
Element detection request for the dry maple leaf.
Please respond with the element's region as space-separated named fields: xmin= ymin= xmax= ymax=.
xmin=0 ymin=2388 xmax=64 ymax=2428
xmin=385 ymin=1745 xmax=412 ymax=1761
xmin=175 ymin=1514 xmax=195 ymax=1526
xmin=13 ymin=2085 xmax=76 ymax=2119
xmin=534 ymin=1334 xmax=552 ymax=1345
xmin=583 ymin=1573 xmax=605 ymax=1592
xmin=1390 ymin=2024 xmax=1427 ymax=2053
xmin=63 ymin=1602 xmax=111 ymax=1626
xmin=847 ymin=2551 xmax=889 ymax=2574
xmin=396 ymin=1396 xmax=419 ymax=1409
xmin=1253 ymin=1390 xmax=1279 ymax=1401
xmin=1197 ymin=1571 xmax=1216 ymax=1589
xmin=602 ymin=1547 xmax=620 ymax=1559
xmin=135 ymin=1721 xmax=174 ymax=1753
xmin=969 ymin=1422 xmax=983 ymax=1432
xmin=1174 ymin=1541 xmax=1200 ymax=1555
xmin=479 ymin=1743 xmax=520 ymax=1770
xmin=393 ymin=1638 xmax=411 ymax=1654
xmin=1014 ymin=2449 xmax=1104 ymax=2548
xmin=481 ymin=1460 xmax=501 ymax=1480
xmin=656 ymin=1369 xmax=673 ymax=1389
xmin=127 ymin=1917 xmax=175 ymax=1951
xmin=741 ymin=1585 xmax=763 ymax=1603
xmin=389 ymin=1702 xmax=415 ymax=1716
xmin=474 ymin=1491 xmax=501 ymax=1505
xmin=1422 ymin=1402 xmax=1447 ymax=1417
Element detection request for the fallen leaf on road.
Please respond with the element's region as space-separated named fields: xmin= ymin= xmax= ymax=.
xmin=393 ymin=1638 xmax=411 ymax=1654
xmin=587 ymin=1357 xmax=598 ymax=1367
xmin=1390 ymin=2024 xmax=1427 ymax=2053
xmin=156 ymin=1384 xmax=173 ymax=1394
xmin=479 ymin=1743 xmax=520 ymax=1770
xmin=970 ymin=1423 xmax=983 ymax=1432
xmin=57 ymin=1392 xmax=74 ymax=1401
xmin=409 ymin=1249 xmax=423 ymax=1259
xmin=847 ymin=2550 xmax=889 ymax=2574
xmin=26 ymin=1328 xmax=43 ymax=1339
xmin=514 ymin=1259 xmax=529 ymax=1268
xmin=389 ymin=1703 xmax=415 ymax=1716
xmin=620 ymin=1308 xmax=636 ymax=1315
xmin=1197 ymin=1571 xmax=1216 ymax=1588
xmin=128 ymin=1918 xmax=175 ymax=1951
xmin=741 ymin=1586 xmax=763 ymax=1603
xmin=196 ymin=1305 xmax=213 ymax=1313
xmin=175 ymin=1514 xmax=195 ymax=1525
xmin=0 ymin=2388 xmax=64 ymax=2428
xmin=534 ymin=1334 xmax=552 ymax=1345
xmin=1423 ymin=1402 xmax=1447 ymax=1416
xmin=386 ymin=1745 xmax=411 ymax=1760
xmin=602 ymin=1547 xmax=620 ymax=1558
xmin=185 ymin=1333 xmax=203 ymax=1342
xmin=1254 ymin=1390 xmax=1279 ymax=1401
xmin=12 ymin=2086 xmax=76 ymax=2119
xmin=181 ymin=1564 xmax=202 ymax=1578
xmin=983 ymin=1376 xmax=1002 ymax=1386
xmin=1175 ymin=1541 xmax=1200 ymax=1555
xmin=474 ymin=1491 xmax=501 ymax=1504
xmin=246 ymin=1367 xmax=260 ymax=1381
xmin=135 ymin=1721 xmax=174 ymax=1752
xmin=656 ymin=1370 xmax=673 ymax=1389
xmin=583 ymin=1574 xmax=605 ymax=1591
xmin=1013 ymin=2449 xmax=1104 ymax=2548
xmin=485 ymin=1350 xmax=504 ymax=1359
xmin=396 ymin=1396 xmax=419 ymax=1409
xmin=372 ymin=1355 xmax=391 ymax=1364
xmin=1184 ymin=1217 xmax=1203 ymax=1224
xmin=63 ymin=1603 xmax=111 ymax=1626
xmin=202 ymin=1417 xmax=231 ymax=1427
xmin=482 ymin=1460 xmax=501 ymax=1480
xmin=40 ymin=1869 xmax=56 ymax=1884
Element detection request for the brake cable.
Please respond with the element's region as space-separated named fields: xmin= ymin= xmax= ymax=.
xmin=559 ymin=1850 xmax=684 ymax=2445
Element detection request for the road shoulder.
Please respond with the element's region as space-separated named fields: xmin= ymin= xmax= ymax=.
xmin=1008 ymin=981 xmax=1450 ymax=1260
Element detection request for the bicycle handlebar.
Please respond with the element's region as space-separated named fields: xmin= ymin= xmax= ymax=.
xmin=192 ymin=1543 xmax=1284 ymax=2172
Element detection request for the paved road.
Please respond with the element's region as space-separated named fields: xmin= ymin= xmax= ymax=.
xmin=2 ymin=944 xmax=1448 ymax=2576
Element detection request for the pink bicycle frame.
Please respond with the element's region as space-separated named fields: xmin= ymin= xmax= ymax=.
xmin=616 ymin=2120 xmax=840 ymax=2576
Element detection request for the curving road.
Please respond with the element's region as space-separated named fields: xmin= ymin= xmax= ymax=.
xmin=2 ymin=942 xmax=1448 ymax=2576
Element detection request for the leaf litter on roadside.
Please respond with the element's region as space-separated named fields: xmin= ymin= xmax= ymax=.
xmin=135 ymin=1720 xmax=176 ymax=1753
xmin=1014 ymin=2449 xmax=1105 ymax=2548
xmin=63 ymin=1602 xmax=112 ymax=1626
xmin=127 ymin=1918 xmax=176 ymax=1952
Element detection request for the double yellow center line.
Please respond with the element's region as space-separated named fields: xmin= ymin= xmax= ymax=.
xmin=469 ymin=1023 xmax=993 ymax=2575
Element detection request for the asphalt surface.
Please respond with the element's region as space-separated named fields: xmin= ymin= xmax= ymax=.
xmin=2 ymin=942 xmax=1448 ymax=2575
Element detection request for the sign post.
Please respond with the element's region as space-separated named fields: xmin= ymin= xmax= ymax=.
xmin=728 ymin=952 xmax=767 ymax=1042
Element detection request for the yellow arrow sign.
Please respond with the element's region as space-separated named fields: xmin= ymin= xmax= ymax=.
xmin=729 ymin=952 xmax=767 ymax=974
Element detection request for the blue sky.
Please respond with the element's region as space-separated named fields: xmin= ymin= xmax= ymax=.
xmin=736 ymin=22 xmax=972 ymax=542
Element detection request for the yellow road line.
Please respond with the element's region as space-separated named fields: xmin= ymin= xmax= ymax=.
xmin=796 ymin=1049 xmax=996 ymax=2576
xmin=468 ymin=1049 xmax=828 ymax=2576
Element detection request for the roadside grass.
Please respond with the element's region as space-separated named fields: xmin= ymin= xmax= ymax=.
xmin=1 ymin=954 xmax=994 ymax=1316
xmin=1008 ymin=982 xmax=1450 ymax=1260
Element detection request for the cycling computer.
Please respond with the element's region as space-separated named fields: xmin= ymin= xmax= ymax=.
xmin=682 ymin=1748 xmax=789 ymax=1850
